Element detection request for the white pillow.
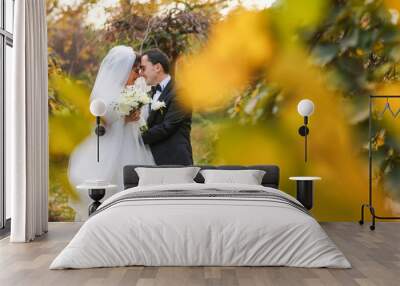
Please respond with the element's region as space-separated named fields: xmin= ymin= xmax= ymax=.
xmin=135 ymin=167 xmax=201 ymax=186
xmin=200 ymin=169 xmax=266 ymax=185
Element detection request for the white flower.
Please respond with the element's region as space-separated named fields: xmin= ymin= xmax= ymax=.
xmin=151 ymin=100 xmax=166 ymax=111
xmin=113 ymin=80 xmax=152 ymax=117
xmin=118 ymin=103 xmax=132 ymax=116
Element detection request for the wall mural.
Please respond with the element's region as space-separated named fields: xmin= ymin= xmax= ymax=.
xmin=47 ymin=0 xmax=400 ymax=222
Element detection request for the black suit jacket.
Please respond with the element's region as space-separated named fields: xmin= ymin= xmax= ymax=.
xmin=142 ymin=80 xmax=193 ymax=165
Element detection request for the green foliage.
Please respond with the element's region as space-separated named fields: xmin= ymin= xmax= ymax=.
xmin=306 ymin=0 xmax=400 ymax=199
xmin=49 ymin=182 xmax=76 ymax=222
xmin=102 ymin=0 xmax=226 ymax=70
xmin=230 ymin=0 xmax=400 ymax=204
xmin=307 ymin=0 xmax=400 ymax=95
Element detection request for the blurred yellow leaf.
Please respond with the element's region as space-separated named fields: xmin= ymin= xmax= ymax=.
xmin=275 ymin=0 xmax=328 ymax=28
xmin=49 ymin=115 xmax=91 ymax=156
xmin=376 ymin=83 xmax=400 ymax=95
xmin=50 ymin=74 xmax=93 ymax=122
xmin=49 ymin=160 xmax=79 ymax=201
xmin=177 ymin=9 xmax=273 ymax=111
xmin=272 ymin=0 xmax=328 ymax=45
xmin=385 ymin=0 xmax=400 ymax=11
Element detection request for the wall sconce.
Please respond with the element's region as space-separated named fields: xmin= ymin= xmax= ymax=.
xmin=89 ymin=99 xmax=107 ymax=162
xmin=297 ymin=99 xmax=315 ymax=162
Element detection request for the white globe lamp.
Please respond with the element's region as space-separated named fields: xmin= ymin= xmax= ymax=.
xmin=89 ymin=99 xmax=107 ymax=162
xmin=90 ymin=99 xmax=107 ymax=117
xmin=297 ymin=99 xmax=315 ymax=162
xmin=297 ymin=99 xmax=314 ymax=117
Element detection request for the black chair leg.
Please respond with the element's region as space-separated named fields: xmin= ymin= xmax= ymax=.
xmin=370 ymin=206 xmax=376 ymax=231
xmin=359 ymin=204 xmax=365 ymax=225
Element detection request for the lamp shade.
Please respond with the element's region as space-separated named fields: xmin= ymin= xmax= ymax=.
xmin=297 ymin=99 xmax=314 ymax=117
xmin=90 ymin=99 xmax=107 ymax=117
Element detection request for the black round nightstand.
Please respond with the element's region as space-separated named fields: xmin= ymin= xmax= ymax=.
xmin=77 ymin=183 xmax=117 ymax=215
xmin=289 ymin=177 xmax=321 ymax=210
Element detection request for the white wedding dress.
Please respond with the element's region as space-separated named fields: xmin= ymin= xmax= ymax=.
xmin=67 ymin=46 xmax=155 ymax=221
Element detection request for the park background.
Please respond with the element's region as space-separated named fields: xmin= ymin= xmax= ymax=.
xmin=47 ymin=0 xmax=400 ymax=222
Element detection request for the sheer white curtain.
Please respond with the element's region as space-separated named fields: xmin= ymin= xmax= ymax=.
xmin=9 ymin=0 xmax=48 ymax=242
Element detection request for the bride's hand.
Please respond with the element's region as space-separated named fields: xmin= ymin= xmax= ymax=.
xmin=125 ymin=110 xmax=141 ymax=123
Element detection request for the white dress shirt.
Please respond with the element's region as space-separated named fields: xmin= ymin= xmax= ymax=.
xmin=151 ymin=75 xmax=171 ymax=108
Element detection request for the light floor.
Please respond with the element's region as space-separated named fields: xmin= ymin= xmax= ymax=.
xmin=0 ymin=222 xmax=399 ymax=286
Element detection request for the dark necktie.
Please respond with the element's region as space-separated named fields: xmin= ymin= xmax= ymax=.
xmin=149 ymin=84 xmax=162 ymax=114
xmin=150 ymin=84 xmax=162 ymax=97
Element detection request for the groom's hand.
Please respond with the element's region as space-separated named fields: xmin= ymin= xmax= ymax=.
xmin=125 ymin=110 xmax=141 ymax=123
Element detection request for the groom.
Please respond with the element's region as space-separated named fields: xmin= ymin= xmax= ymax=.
xmin=127 ymin=49 xmax=193 ymax=165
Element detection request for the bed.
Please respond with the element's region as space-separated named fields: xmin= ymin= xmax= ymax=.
xmin=50 ymin=165 xmax=351 ymax=269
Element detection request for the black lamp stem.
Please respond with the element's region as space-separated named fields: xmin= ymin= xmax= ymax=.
xmin=304 ymin=116 xmax=308 ymax=162
xmin=96 ymin=116 xmax=100 ymax=162
xmin=305 ymin=129 xmax=308 ymax=162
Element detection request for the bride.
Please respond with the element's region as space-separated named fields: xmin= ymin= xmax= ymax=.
xmin=68 ymin=45 xmax=155 ymax=220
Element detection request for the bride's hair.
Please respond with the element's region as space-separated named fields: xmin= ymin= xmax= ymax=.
xmin=142 ymin=49 xmax=170 ymax=74
xmin=133 ymin=53 xmax=141 ymax=69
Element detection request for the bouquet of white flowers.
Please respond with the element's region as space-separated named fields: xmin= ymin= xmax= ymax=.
xmin=113 ymin=77 xmax=151 ymax=117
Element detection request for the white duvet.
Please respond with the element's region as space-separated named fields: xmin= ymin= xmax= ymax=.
xmin=50 ymin=183 xmax=351 ymax=269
